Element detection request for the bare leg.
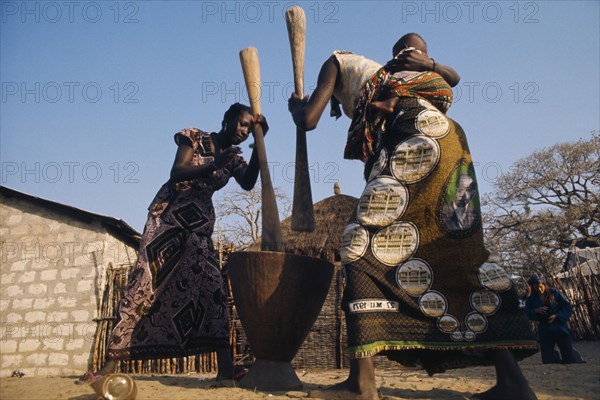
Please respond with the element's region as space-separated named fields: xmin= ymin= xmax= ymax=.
xmin=215 ymin=348 xmax=235 ymax=379
xmin=472 ymin=350 xmax=537 ymax=400
xmin=308 ymin=357 xmax=379 ymax=400
xmin=98 ymin=359 xmax=117 ymax=375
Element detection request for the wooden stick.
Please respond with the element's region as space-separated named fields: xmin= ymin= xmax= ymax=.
xmin=286 ymin=6 xmax=316 ymax=232
xmin=239 ymin=47 xmax=283 ymax=251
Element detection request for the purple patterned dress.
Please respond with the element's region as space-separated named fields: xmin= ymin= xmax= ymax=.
xmin=108 ymin=128 xmax=247 ymax=360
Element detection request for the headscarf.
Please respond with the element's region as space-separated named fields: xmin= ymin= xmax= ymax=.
xmin=527 ymin=275 xmax=545 ymax=286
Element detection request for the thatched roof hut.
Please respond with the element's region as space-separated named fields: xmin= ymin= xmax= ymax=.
xmin=248 ymin=193 xmax=358 ymax=263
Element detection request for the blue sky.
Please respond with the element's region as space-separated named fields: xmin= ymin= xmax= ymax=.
xmin=1 ymin=0 xmax=599 ymax=232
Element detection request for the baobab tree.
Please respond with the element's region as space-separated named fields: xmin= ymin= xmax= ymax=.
xmin=483 ymin=132 xmax=599 ymax=276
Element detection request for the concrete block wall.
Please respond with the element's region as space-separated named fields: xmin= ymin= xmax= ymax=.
xmin=1 ymin=198 xmax=138 ymax=377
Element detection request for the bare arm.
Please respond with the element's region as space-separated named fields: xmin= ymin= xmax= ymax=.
xmin=233 ymin=115 xmax=269 ymax=190
xmin=385 ymin=50 xmax=460 ymax=87
xmin=170 ymin=139 xmax=216 ymax=182
xmin=170 ymin=137 xmax=241 ymax=182
xmin=288 ymin=55 xmax=340 ymax=131
xmin=430 ymin=61 xmax=460 ymax=87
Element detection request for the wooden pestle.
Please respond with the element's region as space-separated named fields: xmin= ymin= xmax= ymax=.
xmin=239 ymin=47 xmax=283 ymax=251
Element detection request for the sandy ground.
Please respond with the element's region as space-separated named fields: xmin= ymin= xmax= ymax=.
xmin=1 ymin=341 xmax=598 ymax=400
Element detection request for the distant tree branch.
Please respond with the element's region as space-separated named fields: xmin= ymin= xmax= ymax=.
xmin=483 ymin=133 xmax=599 ymax=275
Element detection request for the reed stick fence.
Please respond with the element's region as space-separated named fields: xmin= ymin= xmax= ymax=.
xmin=91 ymin=250 xmax=599 ymax=374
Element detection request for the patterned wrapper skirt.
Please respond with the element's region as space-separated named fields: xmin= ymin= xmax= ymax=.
xmin=341 ymin=97 xmax=538 ymax=374
xmin=107 ymin=188 xmax=230 ymax=361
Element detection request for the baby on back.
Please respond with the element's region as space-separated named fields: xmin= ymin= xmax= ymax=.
xmin=369 ymin=35 xmax=454 ymax=115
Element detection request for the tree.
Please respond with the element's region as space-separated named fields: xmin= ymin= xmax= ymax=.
xmin=483 ymin=132 xmax=599 ymax=276
xmin=214 ymin=186 xmax=291 ymax=249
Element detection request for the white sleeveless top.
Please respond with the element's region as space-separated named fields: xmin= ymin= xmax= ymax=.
xmin=332 ymin=51 xmax=382 ymax=118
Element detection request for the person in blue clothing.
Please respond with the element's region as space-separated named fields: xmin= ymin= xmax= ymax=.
xmin=525 ymin=275 xmax=585 ymax=364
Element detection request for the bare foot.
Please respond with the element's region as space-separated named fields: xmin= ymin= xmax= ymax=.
xmin=75 ymin=360 xmax=117 ymax=385
xmin=75 ymin=370 xmax=105 ymax=385
xmin=471 ymin=384 xmax=537 ymax=400
xmin=308 ymin=381 xmax=379 ymax=400
xmin=215 ymin=366 xmax=248 ymax=381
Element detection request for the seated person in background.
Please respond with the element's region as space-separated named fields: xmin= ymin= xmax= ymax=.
xmin=526 ymin=275 xmax=585 ymax=364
